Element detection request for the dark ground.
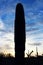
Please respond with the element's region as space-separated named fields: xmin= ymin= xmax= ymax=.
xmin=0 ymin=56 xmax=43 ymax=65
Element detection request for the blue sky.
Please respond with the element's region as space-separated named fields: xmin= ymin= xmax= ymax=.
xmin=0 ymin=0 xmax=43 ymax=57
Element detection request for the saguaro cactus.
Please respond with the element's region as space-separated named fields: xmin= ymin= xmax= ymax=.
xmin=15 ymin=3 xmax=25 ymax=65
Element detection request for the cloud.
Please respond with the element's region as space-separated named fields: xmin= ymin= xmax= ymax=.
xmin=26 ymin=31 xmax=43 ymax=48
xmin=4 ymin=44 xmax=13 ymax=49
xmin=0 ymin=32 xmax=14 ymax=46
xmin=25 ymin=0 xmax=43 ymax=29
xmin=0 ymin=19 xmax=6 ymax=36
xmin=0 ymin=32 xmax=14 ymax=55
xmin=26 ymin=11 xmax=43 ymax=35
xmin=2 ymin=32 xmax=14 ymax=44
xmin=0 ymin=0 xmax=16 ymax=10
xmin=0 ymin=8 xmax=14 ymax=33
xmin=26 ymin=22 xmax=36 ymax=27
xmin=0 ymin=47 xmax=2 ymax=50
xmin=1 ymin=12 xmax=14 ymax=25
xmin=26 ymin=27 xmax=39 ymax=32
xmin=28 ymin=43 xmax=41 ymax=46
xmin=0 ymin=19 xmax=5 ymax=30
xmin=0 ymin=18 xmax=14 ymax=37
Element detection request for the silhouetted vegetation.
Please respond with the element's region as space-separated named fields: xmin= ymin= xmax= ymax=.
xmin=0 ymin=53 xmax=14 ymax=58
xmin=0 ymin=53 xmax=43 ymax=65
xmin=0 ymin=53 xmax=5 ymax=58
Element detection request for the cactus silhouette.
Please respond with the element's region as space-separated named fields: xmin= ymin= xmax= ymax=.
xmin=36 ymin=46 xmax=38 ymax=57
xmin=15 ymin=3 xmax=25 ymax=65
xmin=26 ymin=50 xmax=33 ymax=58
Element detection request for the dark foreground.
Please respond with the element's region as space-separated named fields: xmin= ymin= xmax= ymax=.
xmin=0 ymin=56 xmax=43 ymax=65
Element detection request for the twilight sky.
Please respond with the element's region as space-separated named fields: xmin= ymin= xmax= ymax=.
xmin=0 ymin=0 xmax=43 ymax=57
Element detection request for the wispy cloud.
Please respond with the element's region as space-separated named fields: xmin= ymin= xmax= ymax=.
xmin=0 ymin=32 xmax=14 ymax=55
xmin=4 ymin=44 xmax=13 ymax=49
xmin=0 ymin=19 xmax=5 ymax=30
xmin=26 ymin=27 xmax=39 ymax=32
xmin=28 ymin=43 xmax=41 ymax=46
